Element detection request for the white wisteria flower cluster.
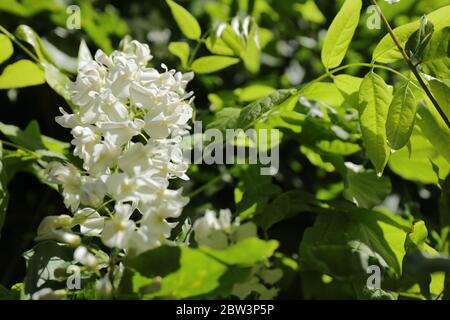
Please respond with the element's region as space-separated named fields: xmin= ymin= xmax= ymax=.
xmin=37 ymin=39 xmax=194 ymax=255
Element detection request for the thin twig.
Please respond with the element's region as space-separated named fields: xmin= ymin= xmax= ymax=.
xmin=370 ymin=0 xmax=450 ymax=130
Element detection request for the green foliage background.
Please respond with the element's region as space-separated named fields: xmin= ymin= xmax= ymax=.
xmin=0 ymin=0 xmax=450 ymax=300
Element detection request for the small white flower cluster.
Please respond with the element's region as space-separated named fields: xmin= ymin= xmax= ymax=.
xmin=192 ymin=209 xmax=281 ymax=299
xmin=38 ymin=39 xmax=194 ymax=255
xmin=216 ymin=16 xmax=260 ymax=49
xmin=193 ymin=209 xmax=257 ymax=249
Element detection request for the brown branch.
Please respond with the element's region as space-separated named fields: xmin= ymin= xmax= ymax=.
xmin=370 ymin=0 xmax=450 ymax=130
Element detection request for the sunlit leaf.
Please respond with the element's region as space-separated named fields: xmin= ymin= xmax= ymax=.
xmin=358 ymin=72 xmax=392 ymax=175
xmin=191 ymin=56 xmax=239 ymax=74
xmin=166 ymin=0 xmax=201 ymax=40
xmin=0 ymin=34 xmax=13 ymax=64
xmin=0 ymin=59 xmax=45 ymax=89
xmin=386 ymin=79 xmax=417 ymax=150
xmin=168 ymin=41 xmax=190 ymax=68
xmin=321 ymin=0 xmax=362 ymax=69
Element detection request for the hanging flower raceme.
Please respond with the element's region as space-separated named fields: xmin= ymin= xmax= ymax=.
xmin=38 ymin=38 xmax=194 ymax=256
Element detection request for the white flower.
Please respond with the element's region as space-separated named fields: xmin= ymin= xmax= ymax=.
xmin=215 ymin=22 xmax=227 ymax=38
xmin=46 ymin=162 xmax=83 ymax=211
xmin=36 ymin=215 xmax=80 ymax=246
xmin=127 ymin=207 xmax=180 ymax=255
xmin=46 ymin=162 xmax=106 ymax=210
xmin=55 ymin=107 xmax=81 ymax=129
xmin=37 ymin=214 xmax=73 ymax=235
xmin=193 ymin=209 xmax=257 ymax=249
xmin=384 ymin=0 xmax=400 ymax=4
xmin=96 ymin=275 xmax=113 ymax=299
xmin=193 ymin=210 xmax=228 ymax=249
xmin=101 ymin=203 xmax=136 ymax=249
xmin=78 ymin=176 xmax=107 ymax=208
xmin=83 ymin=138 xmax=121 ymax=176
xmin=71 ymin=125 xmax=101 ymax=161
xmin=106 ymin=172 xmax=166 ymax=204
xmin=46 ymin=38 xmax=193 ymax=256
xmin=73 ymin=208 xmax=104 ymax=235
xmin=121 ymin=39 xmax=153 ymax=67
xmin=74 ymin=246 xmax=97 ymax=268
xmin=96 ymin=119 xmax=144 ymax=146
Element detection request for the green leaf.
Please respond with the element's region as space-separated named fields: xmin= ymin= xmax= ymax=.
xmin=422 ymin=27 xmax=450 ymax=80
xmin=344 ymin=168 xmax=392 ymax=209
xmin=236 ymin=89 xmax=298 ymax=129
xmin=333 ymin=74 xmax=363 ymax=96
xmin=0 ymin=120 xmax=44 ymax=150
xmin=300 ymin=206 xmax=410 ymax=280
xmin=206 ymin=107 xmax=241 ymax=131
xmin=333 ymin=74 xmax=363 ymax=109
xmin=417 ymin=102 xmax=450 ymax=164
xmin=234 ymin=84 xmax=276 ymax=102
xmin=389 ymin=129 xmax=450 ymax=185
xmin=429 ymin=80 xmax=450 ymax=121
xmin=405 ymin=220 xmax=428 ymax=250
xmin=0 ymin=59 xmax=45 ymax=89
xmin=241 ymin=24 xmax=261 ymax=74
xmin=0 ymin=121 xmax=70 ymax=184
xmin=293 ymin=0 xmax=326 ymax=24
xmin=200 ymin=238 xmax=279 ymax=266
xmin=358 ymin=72 xmax=392 ymax=175
xmin=440 ymin=175 xmax=450 ymax=227
xmin=168 ymin=41 xmax=190 ymax=68
xmin=235 ymin=165 xmax=282 ymax=220
xmin=0 ymin=0 xmax=59 ymax=17
xmin=219 ymin=25 xmax=245 ymax=56
xmin=373 ymin=5 xmax=450 ymax=63
xmin=121 ymin=238 xmax=277 ymax=299
xmin=191 ymin=55 xmax=239 ymax=74
xmin=254 ymin=191 xmax=323 ymax=231
xmin=321 ymin=0 xmax=362 ymax=69
xmin=0 ymin=34 xmax=13 ymax=64
xmin=0 ymin=284 xmax=18 ymax=300
xmin=205 ymin=36 xmax=235 ymax=56
xmin=405 ymin=16 xmax=435 ymax=65
xmin=23 ymin=241 xmax=73 ymax=296
xmin=316 ymin=140 xmax=361 ymax=156
xmin=166 ymin=0 xmax=201 ymax=40
xmin=43 ymin=62 xmax=73 ymax=103
xmin=301 ymin=145 xmax=336 ymax=172
xmin=302 ymin=82 xmax=345 ymax=108
xmin=15 ymin=25 xmax=54 ymax=63
xmin=0 ymin=143 xmax=9 ymax=236
xmin=386 ymin=79 xmax=417 ymax=150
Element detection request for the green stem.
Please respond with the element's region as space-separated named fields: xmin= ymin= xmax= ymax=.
xmin=369 ymin=0 xmax=450 ymax=130
xmin=0 ymin=139 xmax=40 ymax=158
xmin=300 ymin=62 xmax=416 ymax=93
xmin=187 ymin=167 xmax=235 ymax=198
xmin=188 ymin=30 xmax=211 ymax=67
xmin=0 ymin=25 xmax=41 ymax=64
